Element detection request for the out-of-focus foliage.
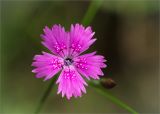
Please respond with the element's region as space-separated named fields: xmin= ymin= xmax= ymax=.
xmin=1 ymin=0 xmax=159 ymax=114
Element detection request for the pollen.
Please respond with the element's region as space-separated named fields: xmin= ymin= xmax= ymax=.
xmin=64 ymin=70 xmax=76 ymax=80
xmin=71 ymin=43 xmax=82 ymax=52
xmin=54 ymin=43 xmax=67 ymax=53
xmin=51 ymin=58 xmax=63 ymax=69
xmin=76 ymin=58 xmax=88 ymax=70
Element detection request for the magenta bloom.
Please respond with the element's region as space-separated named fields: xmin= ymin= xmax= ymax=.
xmin=32 ymin=24 xmax=106 ymax=99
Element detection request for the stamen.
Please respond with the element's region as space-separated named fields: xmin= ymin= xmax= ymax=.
xmin=64 ymin=58 xmax=73 ymax=66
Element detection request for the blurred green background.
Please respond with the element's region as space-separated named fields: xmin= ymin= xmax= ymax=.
xmin=1 ymin=0 xmax=159 ymax=113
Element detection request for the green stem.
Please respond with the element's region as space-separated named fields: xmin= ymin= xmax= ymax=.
xmin=34 ymin=1 xmax=102 ymax=113
xmin=35 ymin=77 xmax=57 ymax=114
xmin=82 ymin=1 xmax=138 ymax=113
xmin=89 ymin=81 xmax=138 ymax=114
xmin=34 ymin=0 xmax=139 ymax=114
xmin=82 ymin=0 xmax=103 ymax=26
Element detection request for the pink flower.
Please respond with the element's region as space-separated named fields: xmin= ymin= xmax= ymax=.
xmin=32 ymin=24 xmax=107 ymax=99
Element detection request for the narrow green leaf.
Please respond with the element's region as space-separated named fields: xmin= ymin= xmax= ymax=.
xmin=82 ymin=0 xmax=103 ymax=26
xmin=35 ymin=76 xmax=57 ymax=114
xmin=89 ymin=81 xmax=139 ymax=114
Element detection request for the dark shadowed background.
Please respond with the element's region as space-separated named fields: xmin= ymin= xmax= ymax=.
xmin=1 ymin=0 xmax=159 ymax=113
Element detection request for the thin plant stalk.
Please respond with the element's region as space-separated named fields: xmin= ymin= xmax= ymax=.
xmin=82 ymin=0 xmax=103 ymax=26
xmin=35 ymin=77 xmax=57 ymax=114
xmin=34 ymin=0 xmax=138 ymax=114
xmin=35 ymin=1 xmax=102 ymax=113
xmin=89 ymin=81 xmax=138 ymax=114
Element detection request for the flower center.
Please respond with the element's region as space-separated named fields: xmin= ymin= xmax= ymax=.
xmin=64 ymin=58 xmax=73 ymax=66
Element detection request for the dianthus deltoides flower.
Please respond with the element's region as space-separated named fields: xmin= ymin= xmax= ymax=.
xmin=32 ymin=24 xmax=106 ymax=99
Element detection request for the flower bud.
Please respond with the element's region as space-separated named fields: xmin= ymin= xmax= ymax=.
xmin=100 ymin=78 xmax=117 ymax=89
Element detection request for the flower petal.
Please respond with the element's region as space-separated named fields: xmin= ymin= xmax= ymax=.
xmin=56 ymin=66 xmax=87 ymax=100
xmin=41 ymin=25 xmax=69 ymax=58
xmin=32 ymin=52 xmax=64 ymax=81
xmin=73 ymin=52 xmax=107 ymax=80
xmin=68 ymin=24 xmax=96 ymax=57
